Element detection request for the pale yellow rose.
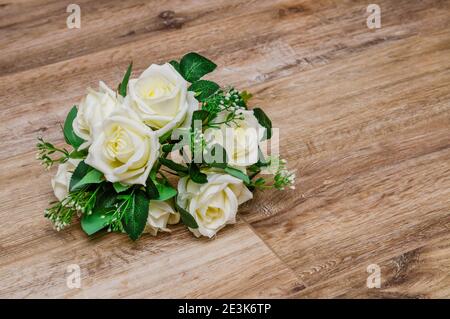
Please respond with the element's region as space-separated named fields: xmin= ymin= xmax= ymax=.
xmin=204 ymin=110 xmax=264 ymax=167
xmin=51 ymin=158 xmax=82 ymax=201
xmin=177 ymin=172 xmax=253 ymax=238
xmin=127 ymin=63 xmax=198 ymax=137
xmin=144 ymin=200 xmax=180 ymax=236
xmin=73 ymin=81 xmax=121 ymax=150
xmin=85 ymin=108 xmax=159 ymax=185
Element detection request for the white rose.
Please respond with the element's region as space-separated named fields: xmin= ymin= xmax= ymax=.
xmin=51 ymin=158 xmax=82 ymax=201
xmin=73 ymin=81 xmax=121 ymax=150
xmin=128 ymin=63 xmax=198 ymax=137
xmin=85 ymin=108 xmax=159 ymax=185
xmin=204 ymin=110 xmax=264 ymax=167
xmin=177 ymin=173 xmax=253 ymax=238
xmin=144 ymin=200 xmax=180 ymax=236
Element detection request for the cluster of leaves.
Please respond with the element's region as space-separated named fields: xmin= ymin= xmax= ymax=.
xmin=36 ymin=106 xmax=87 ymax=169
xmin=43 ymin=109 xmax=184 ymax=241
xmin=160 ymin=53 xmax=275 ymax=191
xmin=39 ymin=64 xmax=188 ymax=240
xmin=38 ymin=52 xmax=292 ymax=241
xmin=247 ymin=156 xmax=296 ymax=191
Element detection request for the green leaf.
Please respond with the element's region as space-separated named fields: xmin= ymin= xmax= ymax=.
xmin=204 ymin=143 xmax=228 ymax=168
xmin=145 ymin=177 xmax=160 ymax=199
xmin=169 ymin=60 xmax=181 ymax=74
xmin=191 ymin=110 xmax=210 ymax=129
xmin=253 ymin=108 xmax=272 ymax=140
xmin=180 ymin=52 xmax=217 ymax=82
xmin=162 ymin=144 xmax=174 ymax=153
xmin=189 ymin=164 xmax=208 ymax=184
xmin=175 ymin=201 xmax=198 ymax=229
xmin=254 ymin=177 xmax=266 ymax=186
xmin=69 ymin=149 xmax=88 ymax=159
xmin=63 ymin=106 xmax=84 ymax=149
xmin=159 ymin=130 xmax=173 ymax=144
xmin=225 ymin=166 xmax=250 ymax=184
xmin=255 ymin=147 xmax=270 ymax=167
xmin=240 ymin=90 xmax=253 ymax=104
xmin=118 ymin=62 xmax=133 ymax=97
xmin=123 ymin=190 xmax=149 ymax=241
xmin=145 ymin=175 xmax=176 ymax=200
xmin=188 ymin=80 xmax=220 ymax=102
xmin=159 ymin=157 xmax=189 ymax=174
xmin=113 ymin=182 xmax=131 ymax=193
xmin=69 ymin=161 xmax=103 ymax=191
xmin=155 ymin=183 xmax=177 ymax=201
xmin=81 ymin=207 xmax=113 ymax=236
xmin=81 ymin=190 xmax=117 ymax=235
xmin=71 ymin=168 xmax=104 ymax=191
xmin=69 ymin=161 xmax=90 ymax=191
xmin=192 ymin=110 xmax=210 ymax=122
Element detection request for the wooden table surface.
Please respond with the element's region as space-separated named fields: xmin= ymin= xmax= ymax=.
xmin=1 ymin=0 xmax=449 ymax=298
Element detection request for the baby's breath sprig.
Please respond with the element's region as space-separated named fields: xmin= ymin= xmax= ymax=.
xmin=45 ymin=185 xmax=100 ymax=231
xmin=190 ymin=127 xmax=206 ymax=157
xmin=45 ymin=201 xmax=76 ymax=231
xmin=202 ymin=87 xmax=248 ymax=128
xmin=273 ymin=162 xmax=296 ymax=190
xmin=108 ymin=194 xmax=133 ymax=233
xmin=36 ymin=137 xmax=70 ymax=169
xmin=251 ymin=157 xmax=296 ymax=191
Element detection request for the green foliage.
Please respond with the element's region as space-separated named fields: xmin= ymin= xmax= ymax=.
xmin=253 ymin=107 xmax=272 ymax=140
xmin=224 ymin=166 xmax=250 ymax=184
xmin=122 ymin=190 xmax=150 ymax=241
xmin=155 ymin=182 xmax=177 ymax=201
xmin=145 ymin=177 xmax=160 ymax=199
xmin=191 ymin=110 xmax=210 ymax=129
xmin=249 ymin=157 xmax=296 ymax=191
xmin=113 ymin=182 xmax=131 ymax=193
xmin=175 ymin=201 xmax=198 ymax=229
xmin=39 ymin=52 xmax=294 ymax=241
xmin=240 ymin=90 xmax=253 ymax=105
xmin=204 ymin=144 xmax=228 ymax=168
xmin=159 ymin=130 xmax=173 ymax=144
xmin=69 ymin=161 xmax=104 ymax=191
xmin=192 ymin=109 xmax=210 ymax=123
xmin=189 ymin=163 xmax=208 ymax=184
xmin=188 ymin=80 xmax=220 ymax=101
xmin=36 ymin=137 xmax=70 ymax=169
xmin=45 ymin=185 xmax=102 ymax=231
xmin=69 ymin=149 xmax=88 ymax=159
xmin=180 ymin=52 xmax=216 ymax=83
xmin=37 ymin=106 xmax=87 ymax=168
xmin=79 ymin=185 xmax=153 ymax=238
xmin=118 ymin=62 xmax=133 ymax=97
xmin=162 ymin=144 xmax=175 ymax=153
xmin=255 ymin=148 xmax=270 ymax=167
xmin=63 ymin=106 xmax=85 ymax=149
xmin=69 ymin=161 xmax=90 ymax=190
xmin=201 ymin=88 xmax=246 ymax=128
xmin=81 ymin=188 xmax=116 ymax=235
xmin=169 ymin=60 xmax=181 ymax=74
xmin=45 ymin=200 xmax=77 ymax=232
xmin=159 ymin=157 xmax=189 ymax=174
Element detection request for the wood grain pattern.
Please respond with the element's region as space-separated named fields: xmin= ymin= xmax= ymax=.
xmin=0 ymin=0 xmax=449 ymax=298
xmin=296 ymin=234 xmax=450 ymax=298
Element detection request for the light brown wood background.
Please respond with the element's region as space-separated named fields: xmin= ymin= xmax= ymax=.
xmin=0 ymin=0 xmax=449 ymax=298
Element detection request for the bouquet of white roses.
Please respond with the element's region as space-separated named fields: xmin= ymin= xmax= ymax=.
xmin=37 ymin=52 xmax=295 ymax=240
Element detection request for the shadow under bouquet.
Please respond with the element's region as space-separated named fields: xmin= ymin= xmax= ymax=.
xmin=37 ymin=52 xmax=296 ymax=240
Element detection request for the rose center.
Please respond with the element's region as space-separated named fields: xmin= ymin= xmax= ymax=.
xmin=139 ymin=76 xmax=175 ymax=99
xmin=206 ymin=207 xmax=222 ymax=219
xmin=105 ymin=125 xmax=134 ymax=163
